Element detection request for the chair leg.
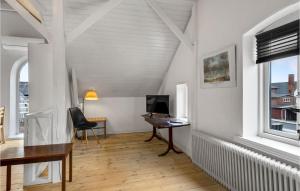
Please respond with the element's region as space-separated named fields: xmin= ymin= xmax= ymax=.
xmin=85 ymin=130 xmax=88 ymax=144
xmin=91 ymin=128 xmax=100 ymax=144
xmin=72 ymin=129 xmax=77 ymax=143
xmin=81 ymin=131 xmax=84 ymax=143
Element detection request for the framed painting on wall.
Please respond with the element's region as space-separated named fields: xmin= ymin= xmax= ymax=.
xmin=200 ymin=45 xmax=236 ymax=88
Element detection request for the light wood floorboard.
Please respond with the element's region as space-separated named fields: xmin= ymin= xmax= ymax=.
xmin=1 ymin=132 xmax=227 ymax=191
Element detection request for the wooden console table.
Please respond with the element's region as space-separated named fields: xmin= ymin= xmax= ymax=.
xmin=87 ymin=117 xmax=107 ymax=138
xmin=142 ymin=114 xmax=190 ymax=156
xmin=0 ymin=143 xmax=73 ymax=191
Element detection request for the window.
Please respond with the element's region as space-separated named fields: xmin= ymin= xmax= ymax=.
xmin=256 ymin=19 xmax=300 ymax=141
xmin=176 ymin=83 xmax=188 ymax=120
xmin=263 ymin=56 xmax=299 ymax=140
xmin=283 ymin=97 xmax=291 ymax=103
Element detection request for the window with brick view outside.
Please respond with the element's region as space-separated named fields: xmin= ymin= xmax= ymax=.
xmin=270 ymin=56 xmax=298 ymax=134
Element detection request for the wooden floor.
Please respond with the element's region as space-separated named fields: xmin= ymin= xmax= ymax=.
xmin=1 ymin=132 xmax=227 ymax=191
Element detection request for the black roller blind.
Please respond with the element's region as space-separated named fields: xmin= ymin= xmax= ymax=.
xmin=256 ymin=19 xmax=299 ymax=64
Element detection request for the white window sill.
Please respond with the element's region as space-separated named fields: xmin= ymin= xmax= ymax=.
xmin=234 ymin=136 xmax=300 ymax=166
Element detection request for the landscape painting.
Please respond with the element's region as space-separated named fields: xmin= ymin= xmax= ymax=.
xmin=200 ymin=45 xmax=236 ymax=88
xmin=203 ymin=51 xmax=230 ymax=83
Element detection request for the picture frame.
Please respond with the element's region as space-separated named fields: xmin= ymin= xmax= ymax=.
xmin=200 ymin=45 xmax=236 ymax=88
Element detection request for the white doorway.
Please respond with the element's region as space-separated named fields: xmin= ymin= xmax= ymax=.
xmin=9 ymin=56 xmax=28 ymax=139
xmin=18 ymin=63 xmax=29 ymax=136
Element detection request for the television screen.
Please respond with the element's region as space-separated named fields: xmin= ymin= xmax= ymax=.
xmin=146 ymin=95 xmax=169 ymax=114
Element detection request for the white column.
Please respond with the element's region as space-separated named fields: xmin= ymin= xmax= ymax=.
xmin=52 ymin=0 xmax=69 ymax=144
xmin=25 ymin=44 xmax=53 ymax=185
xmin=51 ymin=0 xmax=70 ymax=183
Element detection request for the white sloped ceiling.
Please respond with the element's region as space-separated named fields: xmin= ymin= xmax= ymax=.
xmin=38 ymin=0 xmax=195 ymax=97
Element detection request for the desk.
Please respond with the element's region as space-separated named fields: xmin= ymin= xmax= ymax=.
xmin=0 ymin=143 xmax=73 ymax=191
xmin=142 ymin=115 xmax=190 ymax=156
xmin=87 ymin=117 xmax=107 ymax=138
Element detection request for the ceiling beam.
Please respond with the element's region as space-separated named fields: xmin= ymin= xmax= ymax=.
xmin=145 ymin=0 xmax=194 ymax=51
xmin=67 ymin=0 xmax=124 ymax=44
xmin=0 ymin=8 xmax=16 ymax=12
xmin=30 ymin=0 xmax=47 ymax=14
xmin=5 ymin=0 xmax=51 ymax=43
xmin=2 ymin=36 xmax=45 ymax=46
xmin=2 ymin=45 xmax=28 ymax=51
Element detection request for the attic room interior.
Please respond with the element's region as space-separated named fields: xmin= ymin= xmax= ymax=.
xmin=0 ymin=0 xmax=299 ymax=190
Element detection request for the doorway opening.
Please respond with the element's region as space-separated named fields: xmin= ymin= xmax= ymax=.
xmin=9 ymin=56 xmax=28 ymax=139
xmin=18 ymin=63 xmax=29 ymax=136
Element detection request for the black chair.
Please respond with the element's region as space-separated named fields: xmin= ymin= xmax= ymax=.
xmin=69 ymin=107 xmax=100 ymax=144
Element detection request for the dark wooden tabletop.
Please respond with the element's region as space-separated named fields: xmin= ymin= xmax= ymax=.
xmin=0 ymin=143 xmax=73 ymax=166
xmin=142 ymin=114 xmax=190 ymax=129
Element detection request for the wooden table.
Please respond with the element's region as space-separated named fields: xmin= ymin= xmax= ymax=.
xmin=0 ymin=143 xmax=73 ymax=191
xmin=142 ymin=114 xmax=190 ymax=156
xmin=87 ymin=117 xmax=107 ymax=138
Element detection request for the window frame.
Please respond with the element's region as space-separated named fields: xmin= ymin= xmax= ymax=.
xmin=283 ymin=97 xmax=291 ymax=103
xmin=259 ymin=56 xmax=300 ymax=142
xmin=176 ymin=83 xmax=188 ymax=121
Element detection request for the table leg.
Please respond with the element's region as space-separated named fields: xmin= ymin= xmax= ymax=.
xmin=158 ymin=144 xmax=171 ymax=156
xmin=6 ymin=165 xmax=11 ymax=191
xmin=158 ymin=128 xmax=171 ymax=156
xmin=169 ymin=128 xmax=182 ymax=154
xmin=158 ymin=128 xmax=183 ymax=156
xmin=69 ymin=150 xmax=72 ymax=182
xmin=62 ymin=158 xmax=66 ymax=191
xmin=144 ymin=126 xmax=157 ymax=142
xmin=172 ymin=146 xmax=183 ymax=154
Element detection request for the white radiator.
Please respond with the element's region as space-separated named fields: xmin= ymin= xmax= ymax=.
xmin=192 ymin=132 xmax=300 ymax=191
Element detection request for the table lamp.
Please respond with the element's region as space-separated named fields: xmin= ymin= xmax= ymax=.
xmin=83 ymin=89 xmax=99 ymax=113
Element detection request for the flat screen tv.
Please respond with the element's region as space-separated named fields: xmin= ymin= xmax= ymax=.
xmin=146 ymin=95 xmax=169 ymax=114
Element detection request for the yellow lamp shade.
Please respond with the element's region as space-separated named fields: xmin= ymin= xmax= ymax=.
xmin=84 ymin=90 xmax=99 ymax=101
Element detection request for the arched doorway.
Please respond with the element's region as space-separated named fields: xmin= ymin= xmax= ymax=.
xmin=9 ymin=56 xmax=28 ymax=138
xmin=18 ymin=63 xmax=29 ymax=135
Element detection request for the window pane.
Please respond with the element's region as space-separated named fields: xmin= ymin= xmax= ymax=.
xmin=270 ymin=56 xmax=298 ymax=135
xmin=176 ymin=84 xmax=188 ymax=119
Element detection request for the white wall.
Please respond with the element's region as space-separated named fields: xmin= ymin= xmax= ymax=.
xmin=195 ymin=0 xmax=298 ymax=140
xmin=84 ymin=97 xmax=151 ymax=134
xmin=158 ymin=0 xmax=298 ymax=157
xmin=1 ymin=11 xmax=42 ymax=38
xmin=28 ymin=44 xmax=53 ymax=112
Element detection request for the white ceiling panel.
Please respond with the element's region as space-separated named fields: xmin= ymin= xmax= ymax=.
xmin=37 ymin=0 xmax=194 ymax=97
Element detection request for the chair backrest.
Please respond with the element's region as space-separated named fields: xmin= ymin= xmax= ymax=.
xmin=0 ymin=107 xmax=4 ymax=127
xmin=69 ymin=107 xmax=88 ymax=128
